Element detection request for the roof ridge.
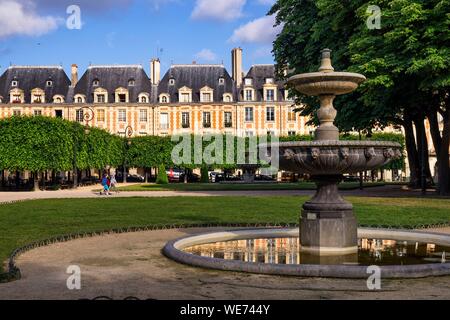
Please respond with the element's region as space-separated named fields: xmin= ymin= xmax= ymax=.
xmin=171 ymin=64 xmax=224 ymax=68
xmin=88 ymin=65 xmax=143 ymax=68
xmin=8 ymin=66 xmax=63 ymax=69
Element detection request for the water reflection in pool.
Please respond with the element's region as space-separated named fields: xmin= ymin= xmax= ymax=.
xmin=183 ymin=238 xmax=450 ymax=266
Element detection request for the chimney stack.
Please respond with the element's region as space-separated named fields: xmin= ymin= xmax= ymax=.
xmin=231 ymin=47 xmax=243 ymax=87
xmin=71 ymin=64 xmax=78 ymax=87
xmin=150 ymin=58 xmax=161 ymax=85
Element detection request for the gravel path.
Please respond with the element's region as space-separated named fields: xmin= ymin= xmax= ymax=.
xmin=1 ymin=227 xmax=449 ymax=300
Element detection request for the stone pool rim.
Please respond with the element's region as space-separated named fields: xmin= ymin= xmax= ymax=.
xmin=162 ymin=227 xmax=450 ymax=279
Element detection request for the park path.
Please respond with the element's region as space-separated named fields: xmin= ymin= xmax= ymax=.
xmin=0 ymin=185 xmax=444 ymax=205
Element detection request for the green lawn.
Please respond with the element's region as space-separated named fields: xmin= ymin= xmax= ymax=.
xmin=1 ymin=196 xmax=450 ymax=275
xmin=116 ymin=182 xmax=387 ymax=192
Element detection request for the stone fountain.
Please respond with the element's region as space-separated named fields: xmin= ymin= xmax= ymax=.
xmin=163 ymin=50 xmax=450 ymax=278
xmin=271 ymin=49 xmax=401 ymax=255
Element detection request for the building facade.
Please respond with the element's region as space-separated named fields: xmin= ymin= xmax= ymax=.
xmin=0 ymin=48 xmax=313 ymax=138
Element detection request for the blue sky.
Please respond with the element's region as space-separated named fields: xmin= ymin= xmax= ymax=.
xmin=0 ymin=0 xmax=281 ymax=78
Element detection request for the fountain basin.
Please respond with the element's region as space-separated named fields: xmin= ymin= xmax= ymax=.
xmin=163 ymin=228 xmax=450 ymax=279
xmin=288 ymin=72 xmax=366 ymax=96
xmin=263 ymin=141 xmax=402 ymax=175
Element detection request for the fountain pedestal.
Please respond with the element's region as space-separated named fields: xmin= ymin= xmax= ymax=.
xmin=300 ymin=175 xmax=357 ymax=254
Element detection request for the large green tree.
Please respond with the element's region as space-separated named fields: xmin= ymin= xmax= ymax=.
xmin=270 ymin=0 xmax=449 ymax=194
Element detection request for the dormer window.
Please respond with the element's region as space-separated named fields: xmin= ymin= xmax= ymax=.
xmin=31 ymin=88 xmax=45 ymax=104
xmin=128 ymin=79 xmax=135 ymax=86
xmin=94 ymin=87 xmax=108 ymax=103
xmin=53 ymin=95 xmax=64 ymax=103
xmin=115 ymin=87 xmax=129 ymax=103
xmin=266 ymin=89 xmax=275 ymax=101
xmin=244 ymin=89 xmax=253 ymax=101
xmin=223 ymin=94 xmax=233 ymax=103
xmin=219 ymin=77 xmax=225 ymax=85
xmin=169 ymin=78 xmax=175 ymax=86
xmin=178 ymin=86 xmax=192 ymax=103
xmin=11 ymin=80 xmax=18 ymax=87
xmin=138 ymin=93 xmax=149 ymax=103
xmin=74 ymin=94 xmax=86 ymax=103
xmin=160 ymin=94 xmax=170 ymax=103
xmin=46 ymin=80 xmax=53 ymax=87
xmin=10 ymin=88 xmax=24 ymax=103
xmin=93 ymin=79 xmax=100 ymax=86
xmin=244 ymin=78 xmax=253 ymax=86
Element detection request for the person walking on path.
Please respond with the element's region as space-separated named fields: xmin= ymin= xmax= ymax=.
xmin=101 ymin=174 xmax=111 ymax=196
xmin=110 ymin=174 xmax=119 ymax=194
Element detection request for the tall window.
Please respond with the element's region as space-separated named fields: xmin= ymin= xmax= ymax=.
xmin=139 ymin=109 xmax=148 ymax=122
xmin=266 ymin=107 xmax=275 ymax=121
xmin=97 ymin=109 xmax=105 ymax=122
xmin=266 ymin=89 xmax=275 ymax=101
xmin=97 ymin=94 xmax=106 ymax=103
xmin=245 ymin=107 xmax=254 ymax=122
xmin=76 ymin=109 xmax=84 ymax=122
xmin=181 ymin=93 xmax=190 ymax=103
xmin=245 ymin=90 xmax=253 ymax=101
xmin=224 ymin=112 xmax=232 ymax=128
xmin=161 ymin=96 xmax=168 ymax=103
xmin=182 ymin=112 xmax=190 ymax=128
xmin=288 ymin=108 xmax=296 ymax=121
xmin=77 ymin=97 xmax=83 ymax=103
xmin=141 ymin=96 xmax=147 ymax=103
xmin=117 ymin=94 xmax=126 ymax=103
xmin=160 ymin=113 xmax=169 ymax=130
xmin=202 ymin=93 xmax=212 ymax=103
xmin=203 ymin=112 xmax=211 ymax=128
xmin=118 ymin=109 xmax=127 ymax=122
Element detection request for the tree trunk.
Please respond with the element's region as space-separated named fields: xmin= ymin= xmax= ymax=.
xmin=145 ymin=168 xmax=148 ymax=183
xmin=403 ymin=115 xmax=420 ymax=187
xmin=41 ymin=172 xmax=45 ymax=190
xmin=437 ymin=110 xmax=450 ymax=196
xmin=73 ymin=169 xmax=78 ymax=188
xmin=34 ymin=171 xmax=40 ymax=191
xmin=414 ymin=117 xmax=433 ymax=188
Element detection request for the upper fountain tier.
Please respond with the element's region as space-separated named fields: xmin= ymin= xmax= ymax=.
xmin=288 ymin=49 xmax=366 ymax=96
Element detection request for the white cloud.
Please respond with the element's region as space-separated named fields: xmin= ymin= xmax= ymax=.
xmin=195 ymin=49 xmax=217 ymax=62
xmin=191 ymin=0 xmax=246 ymax=21
xmin=0 ymin=0 xmax=61 ymax=39
xmin=229 ymin=15 xmax=282 ymax=44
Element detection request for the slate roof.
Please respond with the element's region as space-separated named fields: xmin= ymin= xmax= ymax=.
xmin=0 ymin=66 xmax=70 ymax=103
xmin=74 ymin=65 xmax=152 ymax=103
xmin=241 ymin=65 xmax=285 ymax=102
xmin=158 ymin=65 xmax=236 ymax=103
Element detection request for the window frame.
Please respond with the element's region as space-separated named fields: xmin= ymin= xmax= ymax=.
xmin=245 ymin=107 xmax=254 ymax=122
xmin=118 ymin=109 xmax=127 ymax=122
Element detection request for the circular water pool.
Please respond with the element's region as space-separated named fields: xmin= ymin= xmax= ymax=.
xmin=163 ymin=228 xmax=450 ymax=278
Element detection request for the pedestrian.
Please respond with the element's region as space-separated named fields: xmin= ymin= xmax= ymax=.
xmin=101 ymin=174 xmax=110 ymax=196
xmin=110 ymin=174 xmax=118 ymax=193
